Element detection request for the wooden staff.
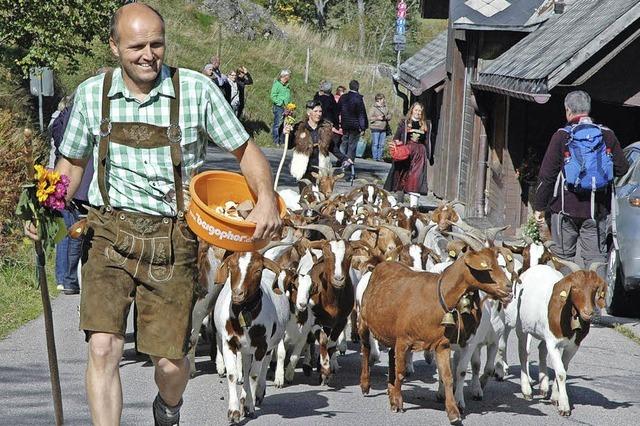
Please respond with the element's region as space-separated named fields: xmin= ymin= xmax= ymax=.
xmin=24 ymin=128 xmax=64 ymax=425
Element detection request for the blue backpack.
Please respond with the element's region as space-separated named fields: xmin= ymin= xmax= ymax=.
xmin=560 ymin=123 xmax=613 ymax=192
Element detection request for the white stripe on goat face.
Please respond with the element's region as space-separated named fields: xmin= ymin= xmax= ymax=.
xmin=335 ymin=210 xmax=345 ymax=225
xmin=530 ymin=242 xmax=544 ymax=266
xmin=366 ymin=185 xmax=375 ymax=203
xmin=296 ymin=274 xmax=313 ymax=311
xmin=329 ymin=240 xmax=346 ymax=281
xmin=238 ymin=252 xmax=252 ymax=286
xmin=297 ymin=249 xmax=316 ymax=276
xmin=409 ymin=245 xmax=423 ymax=271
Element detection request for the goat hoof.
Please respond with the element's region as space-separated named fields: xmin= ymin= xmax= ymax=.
xmin=559 ymin=409 xmax=571 ymax=417
xmin=302 ymin=364 xmax=312 ymax=376
xmin=227 ymin=410 xmax=241 ymax=424
xmin=361 ymin=383 xmax=370 ymax=395
xmin=449 ymin=417 xmax=463 ymax=425
xmin=523 ymin=393 xmax=533 ymax=401
xmin=244 ymin=408 xmax=256 ymax=419
xmin=340 ymin=350 xmax=346 ymax=356
xmin=494 ymin=373 xmax=505 ymax=382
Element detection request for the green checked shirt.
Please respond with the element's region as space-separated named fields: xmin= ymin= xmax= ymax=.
xmin=59 ymin=65 xmax=249 ymax=216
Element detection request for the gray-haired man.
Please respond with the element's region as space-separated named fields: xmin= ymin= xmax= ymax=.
xmin=533 ymin=90 xmax=628 ymax=275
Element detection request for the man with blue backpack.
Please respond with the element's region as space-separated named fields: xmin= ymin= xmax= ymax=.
xmin=534 ymin=91 xmax=628 ymax=275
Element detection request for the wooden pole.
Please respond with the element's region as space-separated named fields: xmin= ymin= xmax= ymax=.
xmin=304 ymin=47 xmax=310 ymax=84
xmin=36 ymin=240 xmax=64 ymax=426
xmin=217 ymin=24 xmax=222 ymax=58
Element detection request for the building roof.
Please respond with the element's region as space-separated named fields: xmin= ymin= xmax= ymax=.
xmin=474 ymin=0 xmax=640 ymax=102
xmin=397 ymin=31 xmax=448 ymax=96
xmin=451 ymin=0 xmax=552 ymax=31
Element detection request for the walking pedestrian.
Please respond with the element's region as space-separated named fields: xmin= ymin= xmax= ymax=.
xmin=369 ymin=93 xmax=391 ymax=161
xmin=383 ymin=102 xmax=430 ymax=207
xmin=270 ymin=69 xmax=291 ymax=146
xmin=533 ymin=90 xmax=628 ymax=275
xmin=338 ymin=80 xmax=368 ymax=180
xmin=24 ymin=3 xmax=281 ymax=424
xmin=332 ymin=85 xmax=346 ymax=162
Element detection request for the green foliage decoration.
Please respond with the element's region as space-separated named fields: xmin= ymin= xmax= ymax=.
xmin=0 ymin=0 xmax=120 ymax=77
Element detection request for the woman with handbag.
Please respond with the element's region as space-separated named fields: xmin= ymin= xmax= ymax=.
xmin=369 ymin=93 xmax=391 ymax=161
xmin=384 ymin=102 xmax=430 ymax=207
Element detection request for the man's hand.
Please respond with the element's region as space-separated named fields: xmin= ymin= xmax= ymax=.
xmin=283 ymin=123 xmax=293 ymax=135
xmin=534 ymin=210 xmax=545 ymax=224
xmin=24 ymin=221 xmax=39 ymax=241
xmin=246 ymin=193 xmax=282 ymax=240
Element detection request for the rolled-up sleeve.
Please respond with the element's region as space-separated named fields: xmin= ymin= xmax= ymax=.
xmin=202 ymin=80 xmax=249 ymax=151
xmin=58 ymin=95 xmax=93 ymax=160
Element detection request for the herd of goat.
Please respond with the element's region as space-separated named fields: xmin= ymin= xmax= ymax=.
xmin=187 ymin=174 xmax=607 ymax=424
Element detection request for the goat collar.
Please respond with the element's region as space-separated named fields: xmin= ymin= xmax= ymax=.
xmin=231 ymin=288 xmax=263 ymax=328
xmin=436 ymin=275 xmax=451 ymax=313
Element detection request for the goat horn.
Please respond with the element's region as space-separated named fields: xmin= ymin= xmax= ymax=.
xmin=589 ymin=262 xmax=607 ymax=272
xmin=297 ymin=224 xmax=337 ymax=241
xmin=485 ymin=225 xmax=509 ymax=243
xmin=444 ymin=231 xmax=484 ymax=252
xmin=452 ymin=219 xmax=486 ymax=241
xmin=448 ymin=200 xmax=465 ymax=208
xmin=341 ymin=224 xmax=374 ymax=241
xmin=299 ymin=178 xmax=313 ymax=187
xmin=258 ymin=240 xmax=293 ymax=255
xmin=415 ymin=223 xmax=436 ymax=245
xmin=380 ymin=224 xmax=412 ymax=246
xmin=523 ymin=235 xmax=534 ymax=245
xmin=552 ymin=257 xmax=581 ymax=273
xmin=543 ymin=240 xmax=556 ymax=249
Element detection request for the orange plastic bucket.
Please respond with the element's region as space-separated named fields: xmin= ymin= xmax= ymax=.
xmin=187 ymin=170 xmax=287 ymax=252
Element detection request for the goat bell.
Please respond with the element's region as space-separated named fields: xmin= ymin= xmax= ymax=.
xmin=457 ymin=295 xmax=472 ymax=315
xmin=441 ymin=311 xmax=456 ymax=327
xmin=570 ymin=315 xmax=582 ymax=331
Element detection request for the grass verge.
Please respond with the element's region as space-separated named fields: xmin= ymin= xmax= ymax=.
xmin=614 ymin=323 xmax=640 ymax=346
xmin=0 ymin=240 xmax=58 ymax=339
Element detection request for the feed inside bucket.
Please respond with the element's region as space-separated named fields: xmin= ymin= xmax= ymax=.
xmin=187 ymin=171 xmax=286 ymax=251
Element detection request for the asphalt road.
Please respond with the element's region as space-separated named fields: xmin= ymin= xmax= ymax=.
xmin=2 ymin=146 xmax=640 ymax=425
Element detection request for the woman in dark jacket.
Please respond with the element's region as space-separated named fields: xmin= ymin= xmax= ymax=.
xmin=232 ymin=66 xmax=253 ymax=118
xmin=284 ymin=99 xmax=352 ymax=191
xmin=384 ymin=102 xmax=430 ymax=207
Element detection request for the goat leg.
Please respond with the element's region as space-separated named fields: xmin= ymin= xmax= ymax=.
xmin=389 ymin=341 xmax=409 ymax=413
xmin=359 ymin=323 xmax=372 ymax=395
xmin=350 ymin=309 xmax=360 ymax=342
xmin=538 ymin=340 xmax=549 ymax=398
xmin=435 ymin=345 xmax=462 ymax=424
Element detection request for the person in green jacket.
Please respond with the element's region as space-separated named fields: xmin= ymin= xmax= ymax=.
xmin=270 ymin=69 xmax=291 ymax=146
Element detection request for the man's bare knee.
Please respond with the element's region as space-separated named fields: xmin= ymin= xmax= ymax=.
xmin=88 ymin=333 xmax=124 ymax=364
xmin=152 ymin=356 xmax=188 ymax=377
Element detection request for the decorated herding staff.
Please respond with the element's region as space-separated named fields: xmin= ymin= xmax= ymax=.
xmin=16 ymin=128 xmax=66 ymax=426
xmin=273 ymin=103 xmax=297 ymax=190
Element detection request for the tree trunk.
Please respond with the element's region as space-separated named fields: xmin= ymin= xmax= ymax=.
xmin=314 ymin=0 xmax=328 ymax=31
xmin=357 ymin=0 xmax=365 ymax=57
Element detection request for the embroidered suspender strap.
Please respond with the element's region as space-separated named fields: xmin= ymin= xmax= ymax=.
xmin=167 ymin=67 xmax=185 ymax=215
xmin=97 ymin=69 xmax=114 ymax=208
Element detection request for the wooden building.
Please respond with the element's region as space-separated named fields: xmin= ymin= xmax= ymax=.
xmin=398 ymin=0 xmax=640 ymax=232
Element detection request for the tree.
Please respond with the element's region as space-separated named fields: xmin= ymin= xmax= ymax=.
xmin=0 ymin=0 xmax=119 ymax=77
xmin=314 ymin=0 xmax=330 ymax=30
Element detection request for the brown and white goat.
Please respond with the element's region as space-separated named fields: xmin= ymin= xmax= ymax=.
xmin=213 ymin=251 xmax=289 ymax=423
xmin=295 ymin=223 xmax=366 ymax=384
xmin=504 ymin=261 xmax=606 ymax=417
xmin=358 ymin=243 xmax=512 ymax=424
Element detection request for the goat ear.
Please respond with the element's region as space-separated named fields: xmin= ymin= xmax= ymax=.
xmin=464 ymin=251 xmax=493 ymax=271
xmin=214 ymin=258 xmax=229 ymax=285
xmin=272 ymin=270 xmax=285 ymax=295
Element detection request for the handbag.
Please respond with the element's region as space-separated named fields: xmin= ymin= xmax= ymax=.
xmin=389 ymin=118 xmax=410 ymax=161
xmin=389 ymin=141 xmax=410 ymax=161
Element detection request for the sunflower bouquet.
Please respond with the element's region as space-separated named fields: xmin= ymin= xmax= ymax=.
xmin=16 ymin=164 xmax=70 ymax=250
xmin=283 ymin=102 xmax=297 ymax=125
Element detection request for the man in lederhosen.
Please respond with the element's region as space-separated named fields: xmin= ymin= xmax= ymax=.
xmin=24 ymin=3 xmax=281 ymax=425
